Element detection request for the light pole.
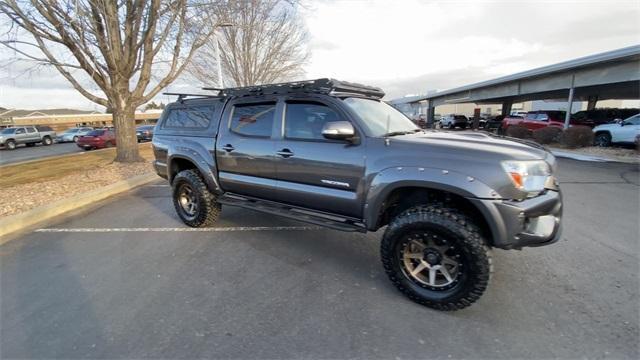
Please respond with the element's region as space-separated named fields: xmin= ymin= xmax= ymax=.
xmin=214 ymin=23 xmax=234 ymax=89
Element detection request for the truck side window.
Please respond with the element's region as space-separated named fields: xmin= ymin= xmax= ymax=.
xmin=163 ymin=106 xmax=214 ymax=128
xmin=26 ymin=127 xmax=36 ymax=133
xmin=230 ymin=102 xmax=276 ymax=137
xmin=16 ymin=128 xmax=25 ymax=134
xmin=285 ymin=101 xmax=340 ymax=140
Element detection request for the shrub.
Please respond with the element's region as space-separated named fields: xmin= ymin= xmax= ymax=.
xmin=560 ymin=125 xmax=594 ymax=148
xmin=532 ymin=127 xmax=562 ymax=144
xmin=505 ymin=125 xmax=530 ymax=139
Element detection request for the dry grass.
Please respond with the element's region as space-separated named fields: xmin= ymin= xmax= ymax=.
xmin=0 ymin=143 xmax=154 ymax=188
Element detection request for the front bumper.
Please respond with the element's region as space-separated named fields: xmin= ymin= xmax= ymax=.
xmin=470 ymin=190 xmax=563 ymax=250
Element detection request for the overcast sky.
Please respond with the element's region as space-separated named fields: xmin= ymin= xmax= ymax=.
xmin=1 ymin=0 xmax=639 ymax=110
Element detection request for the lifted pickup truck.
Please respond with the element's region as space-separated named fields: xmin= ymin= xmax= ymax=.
xmin=153 ymin=79 xmax=563 ymax=311
xmin=0 ymin=126 xmax=56 ymax=150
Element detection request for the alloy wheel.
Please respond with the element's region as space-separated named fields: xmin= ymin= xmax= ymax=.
xmin=399 ymin=232 xmax=463 ymax=290
xmin=178 ymin=184 xmax=198 ymax=217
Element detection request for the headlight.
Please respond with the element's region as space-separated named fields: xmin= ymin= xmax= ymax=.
xmin=501 ymin=160 xmax=551 ymax=194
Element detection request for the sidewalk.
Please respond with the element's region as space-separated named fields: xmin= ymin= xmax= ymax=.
xmin=549 ymin=146 xmax=639 ymax=164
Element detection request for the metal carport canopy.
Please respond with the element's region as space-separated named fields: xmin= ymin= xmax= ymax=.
xmin=399 ymin=45 xmax=640 ymax=108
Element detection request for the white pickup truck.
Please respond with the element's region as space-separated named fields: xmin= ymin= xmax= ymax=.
xmin=0 ymin=126 xmax=57 ymax=150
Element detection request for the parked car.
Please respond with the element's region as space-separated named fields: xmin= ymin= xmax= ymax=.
xmin=485 ymin=115 xmax=505 ymax=131
xmin=153 ymin=78 xmax=562 ymax=311
xmin=572 ymin=108 xmax=639 ymax=127
xmin=57 ymin=126 xmax=94 ymax=143
xmin=440 ymin=114 xmax=469 ymax=129
xmin=0 ymin=126 xmax=56 ymax=150
xmin=593 ymin=113 xmax=640 ymax=147
xmin=501 ymin=110 xmax=574 ymax=132
xmin=76 ymin=129 xmax=116 ymax=150
xmin=136 ymin=125 xmax=155 ymax=142
xmin=510 ymin=110 xmax=528 ymax=117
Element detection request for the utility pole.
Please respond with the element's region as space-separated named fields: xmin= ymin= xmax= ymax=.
xmin=214 ymin=23 xmax=235 ymax=89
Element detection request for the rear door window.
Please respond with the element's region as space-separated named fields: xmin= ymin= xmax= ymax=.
xmin=230 ymin=102 xmax=276 ymax=137
xmin=163 ymin=106 xmax=215 ymax=129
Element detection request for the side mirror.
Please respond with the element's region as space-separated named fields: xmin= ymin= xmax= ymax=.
xmin=322 ymin=121 xmax=355 ymax=141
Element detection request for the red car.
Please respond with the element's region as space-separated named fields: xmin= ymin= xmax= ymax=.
xmin=76 ymin=129 xmax=116 ymax=150
xmin=501 ymin=111 xmax=574 ymax=132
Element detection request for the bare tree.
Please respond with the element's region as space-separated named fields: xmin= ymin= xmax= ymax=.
xmin=0 ymin=0 xmax=220 ymax=162
xmin=189 ymin=0 xmax=308 ymax=87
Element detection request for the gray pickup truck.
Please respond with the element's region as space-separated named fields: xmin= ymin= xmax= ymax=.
xmin=152 ymin=79 xmax=563 ymax=310
xmin=0 ymin=126 xmax=56 ymax=150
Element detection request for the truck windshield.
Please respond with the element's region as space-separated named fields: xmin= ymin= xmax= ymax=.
xmin=343 ymin=97 xmax=418 ymax=137
xmin=1 ymin=128 xmax=16 ymax=134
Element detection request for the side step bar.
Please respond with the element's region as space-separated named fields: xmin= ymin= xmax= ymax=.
xmin=217 ymin=193 xmax=367 ymax=233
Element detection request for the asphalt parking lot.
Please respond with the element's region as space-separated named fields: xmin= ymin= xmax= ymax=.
xmin=0 ymin=142 xmax=82 ymax=165
xmin=1 ymin=158 xmax=638 ymax=359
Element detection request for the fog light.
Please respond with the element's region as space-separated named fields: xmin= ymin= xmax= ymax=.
xmin=524 ymin=215 xmax=556 ymax=237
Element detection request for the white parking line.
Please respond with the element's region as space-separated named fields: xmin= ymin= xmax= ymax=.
xmin=35 ymin=226 xmax=322 ymax=233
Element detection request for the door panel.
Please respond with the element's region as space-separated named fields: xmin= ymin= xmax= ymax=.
xmin=275 ymin=100 xmax=365 ymax=217
xmin=522 ymin=113 xmax=538 ymax=130
xmin=216 ymin=100 xmax=279 ymax=200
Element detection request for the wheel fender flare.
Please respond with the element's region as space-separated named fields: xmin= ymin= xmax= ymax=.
xmin=364 ymin=166 xmax=500 ymax=230
xmin=167 ymin=144 xmax=220 ymax=194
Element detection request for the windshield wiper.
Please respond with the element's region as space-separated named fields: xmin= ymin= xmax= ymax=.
xmin=383 ymin=130 xmax=415 ymax=137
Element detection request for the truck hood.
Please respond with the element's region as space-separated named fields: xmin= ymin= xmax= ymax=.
xmin=393 ymin=130 xmax=549 ymax=161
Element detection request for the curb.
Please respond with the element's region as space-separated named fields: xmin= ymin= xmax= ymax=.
xmin=0 ymin=173 xmax=160 ymax=245
xmin=551 ymin=149 xmax=639 ymax=164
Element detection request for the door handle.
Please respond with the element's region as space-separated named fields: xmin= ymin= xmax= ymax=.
xmin=222 ymin=144 xmax=235 ymax=152
xmin=276 ymin=148 xmax=294 ymax=158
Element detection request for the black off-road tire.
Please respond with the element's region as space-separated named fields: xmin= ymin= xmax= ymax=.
xmin=381 ymin=205 xmax=492 ymax=311
xmin=42 ymin=136 xmax=53 ymax=146
xmin=172 ymin=169 xmax=220 ymax=227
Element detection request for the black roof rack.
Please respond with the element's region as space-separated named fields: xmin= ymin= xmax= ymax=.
xmin=162 ymin=92 xmax=223 ymax=102
xmin=202 ymin=78 xmax=385 ymax=99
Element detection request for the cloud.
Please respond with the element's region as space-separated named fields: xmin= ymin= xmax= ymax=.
xmin=302 ymin=0 xmax=640 ymax=99
xmin=1 ymin=0 xmax=639 ymax=109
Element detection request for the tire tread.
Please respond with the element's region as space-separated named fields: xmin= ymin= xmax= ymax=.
xmin=172 ymin=169 xmax=220 ymax=227
xmin=380 ymin=204 xmax=492 ymax=311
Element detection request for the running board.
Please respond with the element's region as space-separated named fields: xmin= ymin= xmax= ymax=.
xmin=217 ymin=193 xmax=367 ymax=233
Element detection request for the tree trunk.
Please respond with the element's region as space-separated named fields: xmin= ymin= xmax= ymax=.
xmin=112 ymin=105 xmax=143 ymax=163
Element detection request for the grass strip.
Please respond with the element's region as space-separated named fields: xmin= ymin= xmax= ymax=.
xmin=0 ymin=143 xmax=154 ymax=188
